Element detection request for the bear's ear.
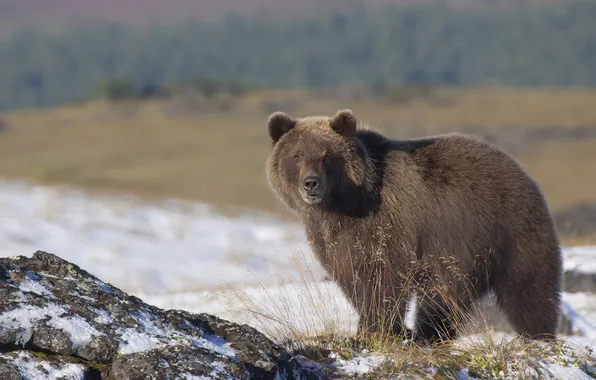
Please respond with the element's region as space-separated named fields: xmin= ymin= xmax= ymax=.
xmin=268 ymin=112 xmax=296 ymax=143
xmin=330 ymin=109 xmax=357 ymax=138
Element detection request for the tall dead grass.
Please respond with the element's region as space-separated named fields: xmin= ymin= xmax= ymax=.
xmin=229 ymin=231 xmax=595 ymax=378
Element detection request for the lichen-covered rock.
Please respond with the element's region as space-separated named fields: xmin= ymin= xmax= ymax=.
xmin=0 ymin=251 xmax=323 ymax=379
xmin=0 ymin=355 xmax=21 ymax=380
xmin=111 ymin=345 xmax=249 ymax=379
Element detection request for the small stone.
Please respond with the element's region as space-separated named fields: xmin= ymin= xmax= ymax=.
xmin=0 ymin=356 xmax=22 ymax=380
xmin=583 ymin=364 xmax=596 ymax=377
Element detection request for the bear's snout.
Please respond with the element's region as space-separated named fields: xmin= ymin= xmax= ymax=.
xmin=300 ymin=174 xmax=325 ymax=205
xmin=303 ymin=176 xmax=321 ymax=194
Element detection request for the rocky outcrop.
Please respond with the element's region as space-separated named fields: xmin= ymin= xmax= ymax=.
xmin=0 ymin=251 xmax=324 ymax=379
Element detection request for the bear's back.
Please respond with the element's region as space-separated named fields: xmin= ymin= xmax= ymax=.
xmin=355 ymin=129 xmax=535 ymax=198
xmin=353 ymin=129 xmax=550 ymax=244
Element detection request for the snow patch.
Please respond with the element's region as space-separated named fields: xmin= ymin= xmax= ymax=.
xmin=530 ymin=361 xmax=595 ymax=380
xmin=16 ymin=273 xmax=55 ymax=299
xmin=90 ymin=278 xmax=113 ymax=294
xmin=115 ymin=310 xmax=235 ymax=357
xmin=564 ymin=245 xmax=596 ymax=274
xmin=0 ymin=180 xmax=317 ymax=296
xmin=0 ymin=351 xmax=86 ymax=380
xmin=0 ymin=303 xmax=102 ymax=348
xmin=91 ymin=307 xmax=114 ymax=324
xmin=330 ymin=350 xmax=386 ymax=376
xmin=117 ymin=328 xmax=164 ymax=355
xmin=404 ymin=292 xmax=418 ymax=332
xmin=71 ymin=291 xmax=96 ymax=302
xmin=49 ymin=314 xmax=103 ymax=349
xmin=205 ymin=360 xmax=235 ymax=380
xmin=11 ymin=291 xmax=28 ymax=303
xmin=561 ymin=298 xmax=596 ymax=341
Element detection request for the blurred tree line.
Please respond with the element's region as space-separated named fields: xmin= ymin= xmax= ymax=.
xmin=1 ymin=2 xmax=595 ymax=110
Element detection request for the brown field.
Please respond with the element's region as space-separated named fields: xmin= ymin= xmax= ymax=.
xmin=0 ymin=85 xmax=595 ymax=245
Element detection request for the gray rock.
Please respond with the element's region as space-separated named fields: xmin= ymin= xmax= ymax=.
xmin=0 ymin=355 xmax=22 ymax=380
xmin=554 ymin=202 xmax=596 ymax=237
xmin=582 ymin=364 xmax=596 ymax=378
xmin=565 ymin=270 xmax=596 ymax=294
xmin=111 ymin=345 xmax=249 ymax=379
xmin=0 ymin=250 xmax=324 ymax=379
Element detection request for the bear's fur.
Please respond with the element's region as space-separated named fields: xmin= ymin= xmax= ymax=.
xmin=265 ymin=109 xmax=563 ymax=343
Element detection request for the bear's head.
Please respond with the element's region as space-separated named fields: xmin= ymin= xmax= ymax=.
xmin=265 ymin=109 xmax=374 ymax=215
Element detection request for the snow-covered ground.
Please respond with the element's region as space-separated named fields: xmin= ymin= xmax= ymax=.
xmin=1 ymin=179 xmax=595 ymax=364
xmin=0 ymin=180 xmax=324 ymax=294
xmin=0 ymin=180 xmax=352 ymax=337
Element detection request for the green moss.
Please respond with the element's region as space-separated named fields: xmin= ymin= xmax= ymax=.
xmin=28 ymin=351 xmax=49 ymax=359
xmin=25 ymin=350 xmax=111 ymax=370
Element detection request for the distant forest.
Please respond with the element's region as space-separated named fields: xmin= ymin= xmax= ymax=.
xmin=1 ymin=2 xmax=596 ymax=111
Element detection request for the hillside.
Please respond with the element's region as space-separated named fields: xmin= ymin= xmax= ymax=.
xmin=0 ymin=0 xmax=320 ymax=36
xmin=1 ymin=86 xmax=596 ymax=244
xmin=0 ymin=0 xmax=576 ymax=37
xmin=2 ymin=2 xmax=596 ymax=111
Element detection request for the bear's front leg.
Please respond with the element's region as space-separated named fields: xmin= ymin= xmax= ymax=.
xmin=412 ymin=293 xmax=459 ymax=344
xmin=355 ymin=297 xmax=411 ymax=340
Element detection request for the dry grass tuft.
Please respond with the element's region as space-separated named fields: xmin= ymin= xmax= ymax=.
xmin=228 ymin=248 xmax=357 ymax=345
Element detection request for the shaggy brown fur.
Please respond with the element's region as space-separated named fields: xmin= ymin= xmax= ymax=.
xmin=265 ymin=109 xmax=563 ymax=343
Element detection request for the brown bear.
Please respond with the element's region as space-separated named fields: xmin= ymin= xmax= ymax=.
xmin=265 ymin=109 xmax=563 ymax=343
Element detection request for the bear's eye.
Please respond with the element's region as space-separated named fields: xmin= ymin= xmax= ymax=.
xmin=293 ymin=154 xmax=300 ymax=162
xmin=323 ymin=152 xmax=331 ymax=163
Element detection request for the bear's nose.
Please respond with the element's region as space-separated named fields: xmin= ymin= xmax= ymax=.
xmin=303 ymin=176 xmax=321 ymax=193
